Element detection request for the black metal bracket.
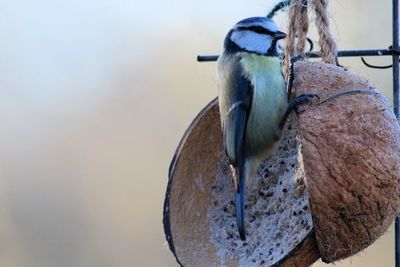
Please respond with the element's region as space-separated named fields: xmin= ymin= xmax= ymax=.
xmin=392 ymin=1 xmax=400 ymax=267
xmin=197 ymin=47 xmax=400 ymax=62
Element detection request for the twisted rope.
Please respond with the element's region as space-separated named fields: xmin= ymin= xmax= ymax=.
xmin=283 ymin=0 xmax=337 ymax=77
xmin=284 ymin=0 xmax=309 ymax=79
xmin=310 ymin=0 xmax=337 ymax=64
xmin=295 ymin=0 xmax=309 ymax=54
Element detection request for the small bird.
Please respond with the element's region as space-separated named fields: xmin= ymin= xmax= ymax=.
xmin=217 ymin=17 xmax=309 ymax=240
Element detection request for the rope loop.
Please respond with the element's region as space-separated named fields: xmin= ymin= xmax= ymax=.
xmin=283 ymin=0 xmax=337 ymax=77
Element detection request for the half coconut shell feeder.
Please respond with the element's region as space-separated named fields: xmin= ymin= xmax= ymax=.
xmin=164 ymin=1 xmax=400 ymax=266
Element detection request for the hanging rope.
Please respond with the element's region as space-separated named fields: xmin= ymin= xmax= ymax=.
xmin=310 ymin=0 xmax=337 ymax=64
xmin=284 ymin=0 xmax=309 ymax=79
xmin=283 ymin=0 xmax=337 ymax=77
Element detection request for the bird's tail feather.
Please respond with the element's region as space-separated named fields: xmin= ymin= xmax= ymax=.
xmin=235 ymin=174 xmax=246 ymax=240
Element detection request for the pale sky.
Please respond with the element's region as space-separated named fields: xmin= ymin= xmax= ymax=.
xmin=0 ymin=1 xmax=396 ymax=266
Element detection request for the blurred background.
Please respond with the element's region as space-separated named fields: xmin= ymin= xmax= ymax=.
xmin=0 ymin=0 xmax=395 ymax=266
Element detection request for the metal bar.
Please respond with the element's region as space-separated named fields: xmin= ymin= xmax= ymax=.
xmin=197 ymin=55 xmax=219 ymax=62
xmin=393 ymin=0 xmax=399 ymax=117
xmin=393 ymin=0 xmax=400 ymax=266
xmin=197 ymin=48 xmax=400 ymax=62
xmin=397 ymin=216 xmax=400 ymax=267
xmin=324 ymin=49 xmax=399 ymax=57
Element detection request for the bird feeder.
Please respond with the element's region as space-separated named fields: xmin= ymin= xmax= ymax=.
xmin=163 ymin=0 xmax=400 ymax=266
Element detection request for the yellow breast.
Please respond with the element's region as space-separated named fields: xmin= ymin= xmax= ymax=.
xmin=239 ymin=52 xmax=287 ymax=155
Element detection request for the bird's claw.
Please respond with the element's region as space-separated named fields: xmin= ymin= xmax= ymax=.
xmin=279 ymin=93 xmax=319 ymax=130
xmin=290 ymin=54 xmax=306 ymax=64
xmin=292 ymin=93 xmax=319 ymax=113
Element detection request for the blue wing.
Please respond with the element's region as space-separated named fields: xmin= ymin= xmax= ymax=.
xmin=220 ymin=57 xmax=253 ymax=178
xmin=219 ymin=56 xmax=253 ymax=240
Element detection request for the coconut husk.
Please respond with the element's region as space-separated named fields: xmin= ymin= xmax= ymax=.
xmin=294 ymin=61 xmax=400 ymax=262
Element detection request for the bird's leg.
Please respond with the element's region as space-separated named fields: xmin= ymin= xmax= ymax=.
xmin=279 ymin=94 xmax=319 ymax=130
xmin=280 ymin=54 xmax=319 ymax=130
xmin=286 ymin=54 xmax=305 ymax=102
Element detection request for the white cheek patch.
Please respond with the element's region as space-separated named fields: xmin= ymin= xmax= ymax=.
xmin=231 ymin=30 xmax=272 ymax=54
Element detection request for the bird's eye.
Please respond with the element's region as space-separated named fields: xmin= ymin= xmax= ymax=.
xmin=251 ymin=26 xmax=266 ymax=34
xmin=237 ymin=26 xmax=273 ymax=35
xmin=248 ymin=26 xmax=274 ymax=35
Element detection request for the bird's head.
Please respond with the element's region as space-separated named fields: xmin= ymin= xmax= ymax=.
xmin=224 ymin=17 xmax=286 ymax=56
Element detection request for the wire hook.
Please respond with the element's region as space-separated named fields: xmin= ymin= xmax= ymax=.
xmin=306 ymin=37 xmax=314 ymax=52
xmin=267 ymin=0 xmax=292 ymax=18
xmin=361 ymin=57 xmax=393 ymax=69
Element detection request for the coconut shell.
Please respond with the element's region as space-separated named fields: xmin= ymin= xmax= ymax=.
xmin=163 ymin=60 xmax=400 ymax=266
xmin=164 ymin=99 xmax=224 ymax=267
xmin=164 ymin=99 xmax=320 ymax=267
xmin=293 ymin=61 xmax=400 ymax=262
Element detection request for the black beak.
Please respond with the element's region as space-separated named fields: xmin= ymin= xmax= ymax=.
xmin=273 ymin=31 xmax=287 ymax=40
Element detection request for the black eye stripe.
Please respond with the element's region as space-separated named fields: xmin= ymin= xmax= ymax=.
xmin=238 ymin=26 xmax=274 ymax=35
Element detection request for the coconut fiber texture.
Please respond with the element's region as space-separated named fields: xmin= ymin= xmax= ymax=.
xmin=294 ymin=61 xmax=400 ymax=262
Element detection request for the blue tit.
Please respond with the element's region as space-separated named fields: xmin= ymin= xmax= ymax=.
xmin=217 ymin=17 xmax=288 ymax=240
